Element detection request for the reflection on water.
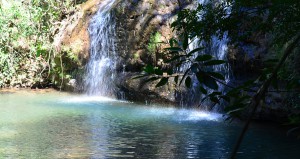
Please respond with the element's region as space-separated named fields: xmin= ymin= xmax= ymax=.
xmin=0 ymin=90 xmax=299 ymax=158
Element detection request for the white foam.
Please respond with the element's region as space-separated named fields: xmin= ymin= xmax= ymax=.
xmin=139 ymin=106 xmax=222 ymax=122
xmin=174 ymin=109 xmax=223 ymax=122
xmin=62 ymin=96 xmax=121 ymax=103
xmin=183 ymin=111 xmax=222 ymax=121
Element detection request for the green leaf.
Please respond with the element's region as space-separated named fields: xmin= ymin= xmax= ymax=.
xmin=183 ymin=32 xmax=189 ymax=50
xmin=207 ymin=72 xmax=225 ymax=80
xmin=36 ymin=48 xmax=46 ymax=57
xmin=169 ymin=38 xmax=178 ymax=47
xmin=167 ymin=69 xmax=173 ymax=75
xmin=187 ymin=47 xmax=204 ymax=56
xmin=185 ymin=76 xmax=192 ymax=88
xmin=144 ymin=77 xmax=160 ymax=83
xmin=209 ymin=92 xmax=222 ymax=96
xmin=154 ymin=68 xmax=163 ymax=75
xmin=164 ymin=47 xmax=183 ymax=52
xmin=36 ymin=50 xmax=41 ymax=57
xmin=143 ymin=65 xmax=155 ymax=74
xmin=156 ymin=77 xmax=169 ymax=87
xmin=210 ymin=96 xmax=220 ymax=104
xmin=174 ymin=76 xmax=179 ymax=84
xmin=169 ymin=39 xmax=174 ymax=47
xmin=196 ymin=71 xmax=204 ymax=83
xmin=199 ymin=86 xmax=207 ymax=94
xmin=195 ymin=54 xmax=213 ymax=61
xmin=203 ymin=75 xmax=218 ymax=90
xmin=179 ymin=69 xmax=190 ymax=86
xmin=190 ymin=63 xmax=199 ymax=73
xmin=203 ymin=60 xmax=226 ymax=66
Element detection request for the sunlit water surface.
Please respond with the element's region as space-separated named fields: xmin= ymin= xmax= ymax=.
xmin=0 ymin=90 xmax=299 ymax=159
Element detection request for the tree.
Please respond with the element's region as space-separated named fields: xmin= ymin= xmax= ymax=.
xmin=138 ymin=0 xmax=300 ymax=158
xmin=0 ymin=0 xmax=83 ymax=88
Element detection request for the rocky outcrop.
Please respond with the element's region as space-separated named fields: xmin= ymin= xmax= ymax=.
xmin=111 ymin=0 xmax=190 ymax=104
xmin=226 ymin=20 xmax=300 ymax=122
xmin=56 ymin=0 xmax=300 ymax=123
xmin=56 ymin=0 xmax=193 ymax=103
xmin=54 ymin=0 xmax=107 ymax=66
xmin=115 ymin=73 xmax=176 ymax=105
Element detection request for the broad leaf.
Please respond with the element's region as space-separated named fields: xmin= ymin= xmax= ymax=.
xmin=199 ymin=86 xmax=207 ymax=94
xmin=207 ymin=72 xmax=225 ymax=80
xmin=195 ymin=54 xmax=213 ymax=61
xmin=203 ymin=60 xmax=226 ymax=66
xmin=185 ymin=76 xmax=192 ymax=88
xmin=183 ymin=32 xmax=189 ymax=50
xmin=210 ymin=96 xmax=220 ymax=104
xmin=156 ymin=77 xmax=169 ymax=87
xmin=196 ymin=71 xmax=204 ymax=83
xmin=187 ymin=47 xmax=204 ymax=56
xmin=143 ymin=65 xmax=155 ymax=74
xmin=179 ymin=69 xmax=190 ymax=86
xmin=174 ymin=76 xmax=179 ymax=84
xmin=155 ymin=68 xmax=163 ymax=75
xmin=144 ymin=77 xmax=160 ymax=83
xmin=203 ymin=75 xmax=218 ymax=90
xmin=190 ymin=63 xmax=199 ymax=73
xmin=167 ymin=69 xmax=173 ymax=75
xmin=164 ymin=47 xmax=183 ymax=52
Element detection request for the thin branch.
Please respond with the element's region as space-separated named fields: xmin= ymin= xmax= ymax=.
xmin=230 ymin=33 xmax=300 ymax=159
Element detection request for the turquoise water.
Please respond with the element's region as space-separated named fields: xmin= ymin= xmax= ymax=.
xmin=0 ymin=90 xmax=299 ymax=158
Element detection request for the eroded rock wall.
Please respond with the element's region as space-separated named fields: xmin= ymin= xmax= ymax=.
xmin=57 ymin=0 xmax=192 ymax=104
xmin=56 ymin=0 xmax=300 ymax=123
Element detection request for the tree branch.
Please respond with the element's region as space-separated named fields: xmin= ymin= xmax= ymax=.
xmin=230 ymin=33 xmax=300 ymax=159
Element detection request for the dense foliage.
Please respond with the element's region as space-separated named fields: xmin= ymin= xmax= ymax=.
xmin=0 ymin=0 xmax=84 ymax=88
xmin=141 ymin=0 xmax=300 ymax=117
xmin=138 ymin=0 xmax=300 ymax=157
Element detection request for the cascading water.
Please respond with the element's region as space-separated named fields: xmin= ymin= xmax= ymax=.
xmin=177 ymin=0 xmax=231 ymax=109
xmin=84 ymin=0 xmax=117 ymax=96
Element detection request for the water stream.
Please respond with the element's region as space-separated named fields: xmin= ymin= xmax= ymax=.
xmin=176 ymin=0 xmax=231 ymax=109
xmin=84 ymin=0 xmax=117 ymax=96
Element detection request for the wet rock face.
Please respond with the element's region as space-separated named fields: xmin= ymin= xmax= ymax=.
xmin=56 ymin=0 xmax=300 ymax=122
xmin=57 ymin=0 xmax=192 ymax=103
xmin=54 ymin=0 xmax=107 ymax=67
xmin=115 ymin=72 xmax=176 ymax=105
xmin=111 ymin=0 xmax=196 ymax=104
xmin=227 ymin=32 xmax=270 ymax=80
xmin=113 ymin=0 xmax=186 ymax=72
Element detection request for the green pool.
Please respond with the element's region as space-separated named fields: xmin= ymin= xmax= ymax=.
xmin=0 ymin=90 xmax=299 ymax=158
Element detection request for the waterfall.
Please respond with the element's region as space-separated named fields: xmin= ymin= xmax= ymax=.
xmin=84 ymin=0 xmax=117 ymax=96
xmin=177 ymin=0 xmax=230 ymax=109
